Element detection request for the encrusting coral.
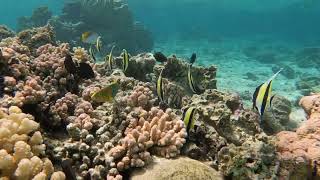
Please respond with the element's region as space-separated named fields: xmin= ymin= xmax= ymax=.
xmin=0 ymin=106 xmax=65 ymax=179
xmin=276 ymin=93 xmax=320 ymax=179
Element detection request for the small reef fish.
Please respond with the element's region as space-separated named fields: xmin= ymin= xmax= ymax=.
xmin=122 ymin=49 xmax=129 ymax=72
xmin=105 ymin=45 xmax=115 ymax=70
xmin=190 ymin=53 xmax=196 ymax=65
xmin=61 ymin=159 xmax=77 ymax=180
xmin=153 ymin=52 xmax=167 ymax=63
xmin=81 ymin=31 xmax=99 ymax=44
xmin=78 ymin=63 xmax=95 ymax=79
xmin=96 ymin=36 xmax=102 ymax=53
xmin=89 ymin=45 xmax=96 ymax=62
xmin=64 ymin=54 xmax=78 ymax=75
xmin=91 ymin=81 xmax=120 ymax=103
xmin=156 ymin=68 xmax=165 ymax=103
xmin=187 ymin=64 xmax=204 ymax=94
xmin=252 ymin=68 xmax=283 ymax=121
xmin=64 ymin=54 xmax=95 ymax=79
xmin=183 ymin=107 xmax=197 ymax=133
xmin=0 ymin=76 xmax=4 ymax=98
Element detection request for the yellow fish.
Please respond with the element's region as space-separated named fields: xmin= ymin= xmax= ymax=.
xmin=81 ymin=31 xmax=99 ymax=44
xmin=183 ymin=107 xmax=197 ymax=133
xmin=156 ymin=68 xmax=165 ymax=103
xmin=105 ymin=45 xmax=115 ymax=70
xmin=122 ymin=49 xmax=129 ymax=72
xmin=96 ymin=36 xmax=102 ymax=53
xmin=91 ymin=81 xmax=120 ymax=103
xmin=252 ymin=69 xmax=282 ymax=121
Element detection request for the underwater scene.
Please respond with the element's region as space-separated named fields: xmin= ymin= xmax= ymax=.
xmin=1 ymin=0 xmax=320 ymax=179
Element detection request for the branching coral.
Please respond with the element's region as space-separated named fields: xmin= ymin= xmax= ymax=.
xmin=106 ymin=107 xmax=187 ymax=179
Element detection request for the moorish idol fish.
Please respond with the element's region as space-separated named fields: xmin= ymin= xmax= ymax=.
xmin=183 ymin=107 xmax=197 ymax=134
xmin=81 ymin=31 xmax=99 ymax=44
xmin=153 ymin=52 xmax=167 ymax=63
xmin=190 ymin=53 xmax=196 ymax=65
xmin=91 ymin=81 xmax=120 ymax=103
xmin=105 ymin=45 xmax=115 ymax=70
xmin=96 ymin=36 xmax=102 ymax=53
xmin=122 ymin=49 xmax=129 ymax=72
xmin=89 ymin=45 xmax=96 ymax=62
xmin=252 ymin=69 xmax=283 ymax=121
xmin=156 ymin=68 xmax=165 ymax=103
xmin=187 ymin=64 xmax=204 ymax=94
xmin=61 ymin=158 xmax=77 ymax=180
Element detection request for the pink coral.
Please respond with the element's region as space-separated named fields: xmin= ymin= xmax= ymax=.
xmin=50 ymin=93 xmax=79 ymax=125
xmin=106 ymin=107 xmax=187 ymax=179
xmin=14 ymin=76 xmax=46 ymax=104
xmin=126 ymin=85 xmax=155 ymax=109
xmin=276 ymin=93 xmax=320 ymax=177
xmin=33 ymin=43 xmax=69 ymax=77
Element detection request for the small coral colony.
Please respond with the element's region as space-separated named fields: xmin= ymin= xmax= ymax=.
xmin=0 ymin=2 xmax=318 ymax=180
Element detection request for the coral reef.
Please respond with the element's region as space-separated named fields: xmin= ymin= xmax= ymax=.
xmin=181 ymin=89 xmax=278 ymax=179
xmin=1 ymin=24 xmax=314 ymax=180
xmin=18 ymin=25 xmax=56 ymax=53
xmin=18 ymin=1 xmax=154 ymax=54
xmin=130 ymin=156 xmax=223 ymax=180
xmin=0 ymin=106 xmax=64 ymax=179
xmin=263 ymin=95 xmax=294 ymax=135
xmin=0 ymin=25 xmax=15 ymax=41
xmin=107 ymin=107 xmax=187 ymax=179
xmin=276 ymin=93 xmax=320 ymax=179
xmin=17 ymin=6 xmax=52 ymax=31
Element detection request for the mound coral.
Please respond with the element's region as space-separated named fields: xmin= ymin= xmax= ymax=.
xmin=0 ymin=106 xmax=64 ymax=179
xmin=276 ymin=93 xmax=320 ymax=179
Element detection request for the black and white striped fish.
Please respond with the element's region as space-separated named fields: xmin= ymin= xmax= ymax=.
xmin=122 ymin=49 xmax=129 ymax=72
xmin=252 ymin=69 xmax=282 ymax=122
xmin=89 ymin=45 xmax=96 ymax=62
xmin=183 ymin=107 xmax=197 ymax=134
xmin=105 ymin=45 xmax=115 ymax=70
xmin=187 ymin=64 xmax=197 ymax=94
xmin=96 ymin=36 xmax=102 ymax=53
xmin=156 ymin=68 xmax=165 ymax=103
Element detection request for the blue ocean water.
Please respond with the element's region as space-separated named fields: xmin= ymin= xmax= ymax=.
xmin=1 ymin=0 xmax=320 ymax=105
xmin=0 ymin=0 xmax=64 ymax=30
